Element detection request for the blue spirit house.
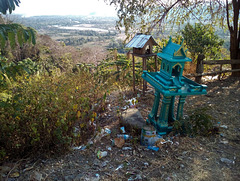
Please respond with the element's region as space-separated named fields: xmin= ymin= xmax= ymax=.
xmin=142 ymin=37 xmax=207 ymax=135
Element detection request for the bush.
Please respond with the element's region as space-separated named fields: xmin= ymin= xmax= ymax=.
xmin=0 ymin=57 xmax=38 ymax=92
xmin=0 ymin=70 xmax=107 ymax=161
xmin=173 ymin=107 xmax=215 ymax=137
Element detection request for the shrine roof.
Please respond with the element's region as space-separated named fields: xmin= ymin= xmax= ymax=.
xmin=125 ymin=34 xmax=158 ymax=48
xmin=157 ymin=37 xmax=191 ymax=62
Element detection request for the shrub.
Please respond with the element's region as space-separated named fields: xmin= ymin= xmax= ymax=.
xmin=0 ymin=57 xmax=38 ymax=92
xmin=173 ymin=107 xmax=215 ymax=137
xmin=0 ymin=70 xmax=107 ymax=161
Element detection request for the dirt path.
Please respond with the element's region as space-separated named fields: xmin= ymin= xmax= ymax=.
xmin=1 ymin=77 xmax=239 ymax=181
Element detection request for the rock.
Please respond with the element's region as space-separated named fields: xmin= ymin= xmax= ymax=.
xmin=10 ymin=171 xmax=20 ymax=178
xmin=180 ymin=164 xmax=185 ymax=168
xmin=65 ymin=175 xmax=75 ymax=181
xmin=121 ymin=108 xmax=146 ymax=132
xmin=0 ymin=166 xmax=11 ymax=176
xmin=135 ymin=174 xmax=142 ymax=180
xmin=73 ymin=174 xmax=84 ymax=181
xmin=30 ymin=171 xmax=43 ymax=181
xmin=84 ymin=174 xmax=100 ymax=181
xmin=101 ymin=161 xmax=108 ymax=168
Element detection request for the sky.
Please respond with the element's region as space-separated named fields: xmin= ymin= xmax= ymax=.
xmin=13 ymin=0 xmax=117 ymax=17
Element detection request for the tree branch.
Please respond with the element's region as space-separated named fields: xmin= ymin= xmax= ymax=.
xmin=233 ymin=0 xmax=239 ymax=33
xmin=147 ymin=0 xmax=182 ymax=33
xmin=226 ymin=0 xmax=232 ymax=32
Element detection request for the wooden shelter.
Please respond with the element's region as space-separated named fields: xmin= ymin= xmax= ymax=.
xmin=125 ymin=33 xmax=159 ymax=93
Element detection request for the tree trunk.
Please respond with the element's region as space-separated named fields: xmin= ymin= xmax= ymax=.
xmin=231 ymin=62 xmax=240 ymax=77
xmin=230 ymin=30 xmax=240 ymax=77
xmin=228 ymin=1 xmax=240 ymax=77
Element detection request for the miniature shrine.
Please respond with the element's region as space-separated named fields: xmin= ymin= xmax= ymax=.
xmin=142 ymin=37 xmax=207 ymax=135
xmin=125 ymin=33 xmax=159 ymax=93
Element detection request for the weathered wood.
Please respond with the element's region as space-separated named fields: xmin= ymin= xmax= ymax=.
xmin=127 ymin=51 xmax=131 ymax=60
xmin=131 ymin=53 xmax=157 ymax=58
xmin=132 ymin=54 xmax=135 ymax=92
xmin=154 ymin=55 xmax=158 ymax=72
xmin=142 ymin=57 xmax=147 ymax=95
xmin=194 ymin=69 xmax=240 ymax=77
xmin=131 ymin=52 xmax=158 ymax=94
xmin=195 ymin=54 xmax=205 ymax=83
xmin=202 ymin=59 xmax=240 ymax=65
xmin=218 ymin=64 xmax=223 ymax=80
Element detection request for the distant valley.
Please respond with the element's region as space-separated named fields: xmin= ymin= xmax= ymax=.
xmin=9 ymin=15 xmax=125 ymax=51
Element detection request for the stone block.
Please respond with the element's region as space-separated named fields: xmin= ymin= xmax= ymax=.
xmin=120 ymin=108 xmax=146 ymax=133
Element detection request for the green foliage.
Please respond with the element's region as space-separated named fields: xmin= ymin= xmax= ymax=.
xmin=181 ymin=23 xmax=224 ymax=61
xmin=0 ymin=24 xmax=36 ymax=49
xmin=107 ymin=1 xmax=228 ymax=37
xmin=0 ymin=70 xmax=107 ymax=161
xmin=173 ymin=107 xmax=215 ymax=137
xmin=0 ymin=0 xmax=20 ymax=14
xmin=0 ymin=56 xmax=37 ymax=91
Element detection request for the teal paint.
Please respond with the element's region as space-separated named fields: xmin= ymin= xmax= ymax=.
xmin=143 ymin=37 xmax=207 ymax=135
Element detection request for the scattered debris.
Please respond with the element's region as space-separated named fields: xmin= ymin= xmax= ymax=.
xmin=115 ymin=164 xmax=124 ymax=171
xmin=2 ymin=78 xmax=239 ymax=181
xmin=127 ymin=97 xmax=138 ymax=108
xmin=141 ymin=125 xmax=162 ymax=146
xmin=147 ymin=146 xmax=159 ymax=151
xmin=220 ymin=158 xmax=235 ymax=165
xmin=120 ymin=126 xmax=126 ymax=133
xmin=104 ymin=128 xmax=111 ymax=135
xmin=144 ymin=162 xmax=149 ymax=167
xmin=97 ymin=151 xmax=108 ymax=159
xmin=220 ymin=125 xmax=228 ymax=129
xmin=220 ymin=139 xmax=229 ymax=144
xmin=122 ymin=147 xmax=132 ymax=150
xmin=113 ymin=138 xmax=125 ymax=148
xmin=107 ymin=147 xmax=112 ymax=151
xmin=73 ymin=145 xmax=86 ymax=150
xmin=117 ymin=134 xmax=132 ymax=140
xmin=155 ymin=139 xmax=173 ymax=148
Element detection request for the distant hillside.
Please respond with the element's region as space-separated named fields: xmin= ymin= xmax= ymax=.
xmin=8 ymin=15 xmax=120 ymax=49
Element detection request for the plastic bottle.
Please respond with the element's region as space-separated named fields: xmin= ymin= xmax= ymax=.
xmin=147 ymin=146 xmax=159 ymax=151
xmin=117 ymin=134 xmax=132 ymax=140
xmin=97 ymin=151 xmax=107 ymax=159
xmin=120 ymin=127 xmax=126 ymax=133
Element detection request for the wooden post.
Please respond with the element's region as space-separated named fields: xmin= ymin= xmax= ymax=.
xmin=195 ymin=54 xmax=205 ymax=83
xmin=218 ymin=64 xmax=223 ymax=80
xmin=154 ymin=55 xmax=158 ymax=72
xmin=142 ymin=57 xmax=147 ymax=95
xmin=127 ymin=51 xmax=131 ymax=60
xmin=132 ymin=54 xmax=135 ymax=92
